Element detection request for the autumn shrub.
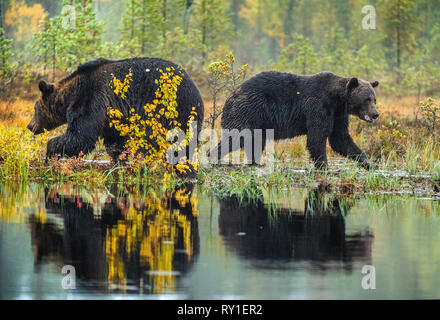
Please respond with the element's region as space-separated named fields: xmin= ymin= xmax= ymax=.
xmin=369 ymin=120 xmax=407 ymax=158
xmin=206 ymin=52 xmax=248 ymax=130
xmin=419 ymin=98 xmax=440 ymax=137
xmin=107 ymin=67 xmax=199 ymax=176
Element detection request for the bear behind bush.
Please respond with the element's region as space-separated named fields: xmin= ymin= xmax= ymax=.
xmin=27 ymin=57 xmax=204 ymax=162
xmin=211 ymin=71 xmax=379 ymax=169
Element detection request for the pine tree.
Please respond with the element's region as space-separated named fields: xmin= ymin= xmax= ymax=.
xmin=0 ymin=26 xmax=14 ymax=92
xmin=403 ymin=23 xmax=440 ymax=102
xmin=194 ymin=0 xmax=234 ymax=61
xmin=320 ymin=24 xmax=350 ymax=75
xmin=121 ymin=0 xmax=187 ymax=56
xmin=274 ymin=33 xmax=318 ymax=74
xmin=32 ymin=14 xmax=61 ymax=80
xmin=61 ymin=0 xmax=103 ymax=69
xmin=379 ymin=0 xmax=420 ymax=82
xmin=121 ymin=0 xmax=156 ymax=55
xmin=32 ymin=1 xmax=102 ymax=78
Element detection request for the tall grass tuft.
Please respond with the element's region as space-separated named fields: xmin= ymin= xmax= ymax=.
xmin=0 ymin=125 xmax=49 ymax=181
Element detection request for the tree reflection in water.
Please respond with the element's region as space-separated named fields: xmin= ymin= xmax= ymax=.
xmin=29 ymin=184 xmax=200 ymax=295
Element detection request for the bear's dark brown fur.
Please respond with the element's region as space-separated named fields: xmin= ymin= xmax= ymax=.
xmin=27 ymin=57 xmax=204 ymax=161
xmin=210 ymin=71 xmax=379 ymax=169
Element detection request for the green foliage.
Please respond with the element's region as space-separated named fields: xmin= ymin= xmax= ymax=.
xmin=0 ymin=27 xmax=13 ymax=78
xmin=403 ymin=23 xmax=440 ymax=98
xmin=274 ymin=33 xmax=318 ymax=74
xmin=59 ymin=0 xmax=103 ymax=69
xmin=349 ymin=45 xmax=386 ymax=80
xmin=206 ymin=52 xmax=248 ymax=129
xmin=378 ymin=0 xmax=420 ymax=82
xmin=32 ymin=14 xmax=61 ymax=79
xmin=2 ymin=0 xmax=440 ymax=98
xmin=372 ymin=120 xmax=407 ymax=158
xmin=120 ymin=0 xmax=233 ymax=69
xmin=0 ymin=27 xmax=15 ymax=93
xmin=194 ymin=0 xmax=234 ymax=60
xmin=319 ymin=25 xmax=385 ymax=79
xmin=99 ymin=41 xmax=131 ymax=60
xmin=32 ymin=0 xmax=103 ymax=77
xmin=120 ymin=0 xmax=164 ymax=56
xmin=158 ymin=27 xmax=204 ymax=67
xmin=319 ymin=25 xmax=351 ymax=75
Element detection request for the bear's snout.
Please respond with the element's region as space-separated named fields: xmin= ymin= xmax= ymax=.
xmin=26 ymin=119 xmax=42 ymax=135
xmin=365 ymin=104 xmax=379 ymax=122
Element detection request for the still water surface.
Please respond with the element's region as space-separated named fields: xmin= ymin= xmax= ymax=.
xmin=0 ymin=183 xmax=439 ymax=299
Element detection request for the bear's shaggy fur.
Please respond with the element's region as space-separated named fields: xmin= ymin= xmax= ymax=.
xmin=211 ymin=71 xmax=379 ymax=169
xmin=27 ymin=57 xmax=204 ymax=161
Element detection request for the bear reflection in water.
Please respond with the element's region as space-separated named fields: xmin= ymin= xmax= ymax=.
xmin=27 ymin=185 xmax=373 ymax=293
xmin=218 ymin=191 xmax=373 ymax=270
xmin=29 ymin=184 xmax=199 ymax=294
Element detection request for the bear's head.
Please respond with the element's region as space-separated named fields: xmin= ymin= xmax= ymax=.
xmin=27 ymin=80 xmax=68 ymax=134
xmin=346 ymin=77 xmax=379 ymax=123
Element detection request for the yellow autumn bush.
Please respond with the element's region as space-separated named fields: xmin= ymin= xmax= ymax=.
xmin=108 ymin=67 xmax=198 ymax=175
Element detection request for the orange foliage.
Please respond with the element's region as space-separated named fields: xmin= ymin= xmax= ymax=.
xmin=0 ymin=99 xmax=34 ymax=127
xmin=5 ymin=1 xmax=45 ymax=40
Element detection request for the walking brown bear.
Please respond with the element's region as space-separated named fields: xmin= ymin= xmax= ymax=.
xmin=27 ymin=57 xmax=204 ymax=162
xmin=210 ymin=71 xmax=379 ymax=169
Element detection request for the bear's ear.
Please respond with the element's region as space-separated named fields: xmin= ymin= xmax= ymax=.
xmin=347 ymin=77 xmax=359 ymax=91
xmin=38 ymin=80 xmax=54 ymax=96
xmin=371 ymin=81 xmax=379 ymax=88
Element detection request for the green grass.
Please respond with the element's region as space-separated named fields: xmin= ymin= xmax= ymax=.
xmin=0 ymin=123 xmax=439 ymax=201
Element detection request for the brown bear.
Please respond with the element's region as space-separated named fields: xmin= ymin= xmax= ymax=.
xmin=210 ymin=71 xmax=379 ymax=169
xmin=27 ymin=57 xmax=204 ymax=161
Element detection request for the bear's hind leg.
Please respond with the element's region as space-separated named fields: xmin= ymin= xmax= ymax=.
xmin=244 ymin=129 xmax=267 ymax=165
xmin=208 ymin=134 xmax=244 ymax=165
xmin=306 ymin=134 xmax=328 ymax=170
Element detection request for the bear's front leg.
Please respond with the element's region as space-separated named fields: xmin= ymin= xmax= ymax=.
xmin=46 ymin=130 xmax=98 ymax=161
xmin=359 ymin=158 xmax=372 ymax=170
xmin=329 ymin=126 xmax=371 ymax=170
xmin=46 ymin=135 xmax=67 ymax=161
xmin=46 ymin=107 xmax=104 ymax=161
